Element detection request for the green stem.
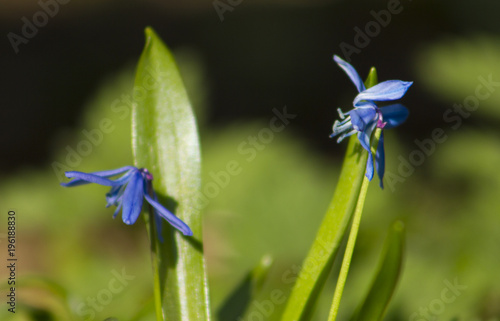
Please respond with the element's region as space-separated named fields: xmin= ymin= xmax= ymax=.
xmin=327 ymin=174 xmax=370 ymax=321
xmin=327 ymin=128 xmax=381 ymax=321
xmin=144 ymin=206 xmax=163 ymax=321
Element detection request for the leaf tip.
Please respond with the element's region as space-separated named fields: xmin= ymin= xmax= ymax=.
xmin=365 ymin=67 xmax=379 ymax=89
xmin=144 ymin=26 xmax=155 ymax=37
xmin=143 ymin=26 xmax=160 ymax=48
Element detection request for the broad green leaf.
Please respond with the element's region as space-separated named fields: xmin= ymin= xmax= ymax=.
xmin=132 ymin=27 xmax=210 ymax=321
xmin=351 ymin=221 xmax=405 ymax=321
xmin=217 ymin=255 xmax=273 ymax=321
xmin=280 ymin=67 xmax=378 ymax=321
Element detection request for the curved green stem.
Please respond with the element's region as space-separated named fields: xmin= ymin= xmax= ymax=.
xmin=327 ymin=127 xmax=381 ymax=321
xmin=327 ymin=174 xmax=370 ymax=321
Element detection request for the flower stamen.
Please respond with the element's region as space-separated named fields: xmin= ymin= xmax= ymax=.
xmin=337 ymin=107 xmax=347 ymax=119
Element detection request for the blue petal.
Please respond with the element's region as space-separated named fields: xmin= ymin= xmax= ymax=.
xmin=106 ymin=185 xmax=125 ymax=207
xmin=356 ymin=122 xmax=377 ymax=181
xmin=86 ymin=166 xmax=136 ymax=177
xmin=348 ymin=106 xmax=377 ymax=132
xmin=379 ymin=104 xmax=409 ymax=129
xmin=121 ymin=171 xmax=144 ymax=225
xmin=61 ymin=166 xmax=136 ymax=187
xmin=144 ymin=193 xmax=193 ymax=236
xmin=353 ymin=80 xmax=413 ymax=106
xmin=333 ymin=55 xmax=366 ymax=93
xmin=62 ymin=171 xmax=126 ymax=187
xmin=365 ymin=153 xmax=374 ymax=181
xmin=375 ymin=131 xmax=385 ymax=188
xmin=104 ymin=170 xmax=137 ymax=206
xmin=112 ymin=202 xmax=123 ymax=219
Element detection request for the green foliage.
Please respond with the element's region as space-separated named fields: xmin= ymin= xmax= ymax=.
xmin=217 ymin=255 xmax=273 ymax=320
xmin=350 ymin=221 xmax=405 ymax=321
xmin=200 ymin=122 xmax=338 ymax=319
xmin=131 ymin=27 xmax=210 ymax=321
xmin=416 ymin=36 xmax=500 ymax=119
xmin=281 ymin=67 xmax=380 ymax=321
xmin=280 ymin=132 xmax=369 ymax=321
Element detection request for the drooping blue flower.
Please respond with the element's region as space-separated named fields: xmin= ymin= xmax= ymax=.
xmin=330 ymin=55 xmax=412 ymax=188
xmin=61 ymin=166 xmax=193 ymax=236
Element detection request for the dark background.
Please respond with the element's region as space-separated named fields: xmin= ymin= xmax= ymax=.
xmin=2 ymin=0 xmax=495 ymax=174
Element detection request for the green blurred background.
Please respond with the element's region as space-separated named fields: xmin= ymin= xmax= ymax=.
xmin=1 ymin=0 xmax=500 ymax=320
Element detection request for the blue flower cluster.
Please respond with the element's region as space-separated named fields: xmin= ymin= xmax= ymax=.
xmin=61 ymin=166 xmax=192 ymax=236
xmin=331 ymin=55 xmax=412 ymax=188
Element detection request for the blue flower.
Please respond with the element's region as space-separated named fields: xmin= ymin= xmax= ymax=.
xmin=330 ymin=55 xmax=412 ymax=188
xmin=61 ymin=166 xmax=193 ymax=236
